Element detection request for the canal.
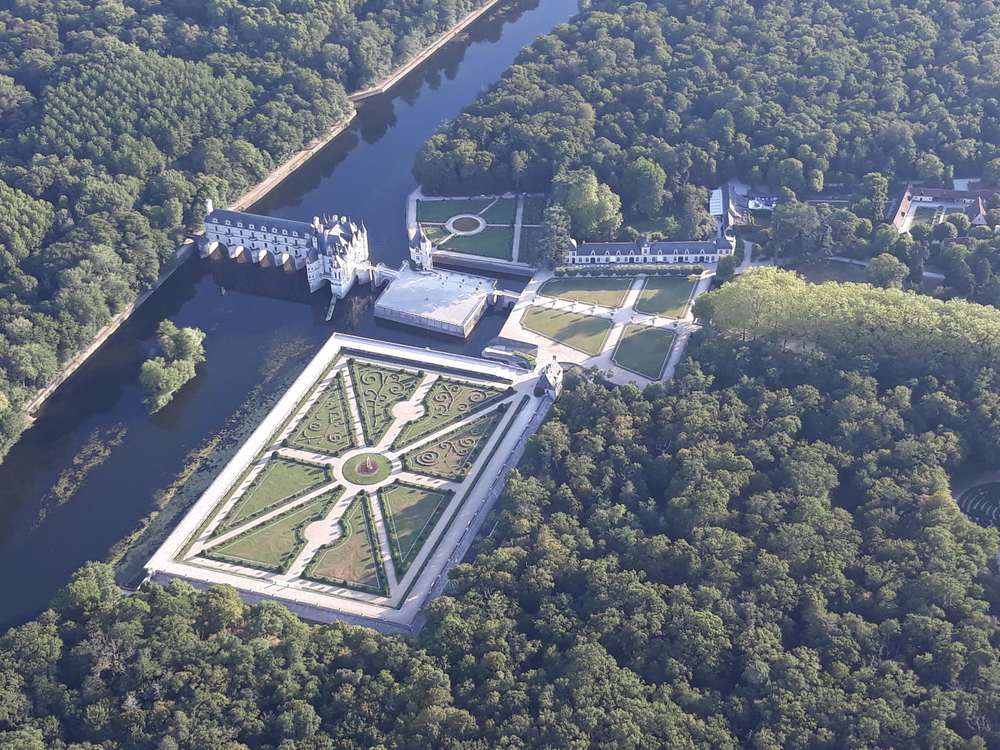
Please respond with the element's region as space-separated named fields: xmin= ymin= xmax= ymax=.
xmin=0 ymin=0 xmax=576 ymax=630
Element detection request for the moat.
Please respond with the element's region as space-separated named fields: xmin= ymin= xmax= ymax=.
xmin=0 ymin=0 xmax=576 ymax=630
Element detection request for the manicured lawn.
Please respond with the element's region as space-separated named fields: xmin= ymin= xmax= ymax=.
xmin=795 ymin=259 xmax=870 ymax=285
xmin=518 ymin=225 xmax=542 ymax=263
xmin=379 ymin=483 xmax=452 ymax=575
xmin=421 ymin=224 xmax=450 ymax=243
xmin=612 ymin=324 xmax=675 ymax=379
xmin=207 ymin=493 xmax=336 ymax=571
xmin=287 ymin=372 xmax=355 ymax=456
xmin=521 ymin=196 xmax=547 ymax=225
xmin=538 ymin=276 xmax=634 ymax=308
xmin=394 ymin=378 xmax=509 ymax=448
xmin=404 ymin=409 xmax=503 ymax=481
xmin=342 ymin=452 xmax=393 ymax=485
xmin=306 ymin=496 xmax=386 ymax=593
xmin=911 ymin=206 xmax=939 ymax=226
xmin=520 ymin=306 xmax=613 ymax=355
xmin=634 ymin=276 xmax=696 ymax=317
xmin=625 ymin=213 xmax=679 ymax=235
xmin=479 ymin=197 xmax=517 ymax=224
xmin=349 ymin=360 xmax=422 ymax=444
xmin=416 ymin=198 xmax=492 ymax=223
xmin=441 ymin=226 xmax=515 ymax=260
xmin=220 ymin=458 xmax=329 ymax=531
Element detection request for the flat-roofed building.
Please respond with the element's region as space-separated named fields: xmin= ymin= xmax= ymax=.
xmin=374 ymin=263 xmax=496 ymax=338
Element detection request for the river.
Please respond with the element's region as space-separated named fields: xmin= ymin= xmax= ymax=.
xmin=0 ymin=0 xmax=576 ymax=631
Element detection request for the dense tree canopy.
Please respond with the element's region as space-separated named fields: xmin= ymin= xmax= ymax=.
xmin=415 ymin=0 xmax=1000 ymax=197
xmin=0 ymin=0 xmax=494 ymax=463
xmin=2 ymin=271 xmax=1000 ymax=748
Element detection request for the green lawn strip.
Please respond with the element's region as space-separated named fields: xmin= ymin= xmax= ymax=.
xmin=416 ymin=198 xmax=493 ymax=223
xmin=403 ymin=406 xmax=506 ymax=481
xmin=378 ymin=483 xmax=453 ymax=576
xmin=612 ymin=324 xmax=675 ymax=380
xmin=218 ymin=458 xmax=331 ymax=532
xmin=518 ymin=225 xmax=542 ymax=264
xmin=795 ymin=259 xmax=870 ymax=285
xmin=394 ymin=394 xmax=529 ymax=606
xmin=304 ymin=495 xmax=388 ymax=595
xmin=634 ymin=275 xmax=697 ymax=317
xmin=520 ymin=306 xmax=613 ymax=356
xmin=204 ymin=490 xmax=339 ymax=573
xmin=392 ymin=378 xmax=512 ymax=450
xmin=441 ymin=226 xmax=514 ymax=259
xmin=422 ymin=224 xmax=451 ymax=243
xmin=348 ymin=359 xmax=422 ymax=444
xmin=538 ymin=276 xmax=634 ymax=308
xmin=479 ymin=197 xmax=517 ymax=224
xmin=520 ymin=196 xmax=547 ymax=225
xmin=285 ymin=371 xmax=355 ymax=457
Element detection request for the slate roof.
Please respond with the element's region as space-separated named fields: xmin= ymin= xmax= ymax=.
xmin=205 ymin=208 xmax=313 ymax=235
xmin=571 ymin=239 xmax=726 ymax=257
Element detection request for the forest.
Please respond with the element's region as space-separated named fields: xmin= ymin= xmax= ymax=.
xmin=1 ymin=270 xmax=999 ymax=748
xmin=0 ymin=0 xmax=494 ymax=462
xmin=413 ymin=0 xmax=1000 ymax=258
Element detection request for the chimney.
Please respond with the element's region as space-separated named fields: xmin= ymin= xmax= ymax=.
xmin=205 ymin=198 xmax=214 ymax=214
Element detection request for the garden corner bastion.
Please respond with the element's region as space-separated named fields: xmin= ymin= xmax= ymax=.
xmin=144 ymin=333 xmax=558 ymax=633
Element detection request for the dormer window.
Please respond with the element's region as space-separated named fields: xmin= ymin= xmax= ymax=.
xmin=225 ymin=220 xmax=231 ymax=226
xmin=237 ymin=222 xmax=243 ymax=228
xmin=248 ymin=223 xmax=255 ymax=230
xmin=282 ymin=229 xmax=287 ymax=235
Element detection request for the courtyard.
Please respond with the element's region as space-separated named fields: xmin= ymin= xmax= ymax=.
xmin=146 ymin=335 xmax=550 ymax=631
xmin=413 ymin=193 xmax=546 ymax=263
xmin=498 ymin=269 xmax=708 ymax=386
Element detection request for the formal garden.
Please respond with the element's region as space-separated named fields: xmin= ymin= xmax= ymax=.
xmin=520 ymin=306 xmax=613 ymax=355
xmin=538 ymin=276 xmax=633 ymax=308
xmin=185 ymin=354 xmax=520 ymax=600
xmin=612 ymin=324 xmax=675 ymax=379
xmin=415 ymin=194 xmax=545 ymax=261
xmin=634 ymin=275 xmax=697 ymax=317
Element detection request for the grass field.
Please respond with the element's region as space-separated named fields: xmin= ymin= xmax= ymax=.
xmin=349 ymin=361 xmax=422 ymax=443
xmin=521 ymin=306 xmax=613 ymax=355
xmin=795 ymin=259 xmax=870 ymax=285
xmin=442 ymin=226 xmax=515 ymax=259
xmin=416 ymin=199 xmax=492 ymax=223
xmin=379 ymin=483 xmax=451 ymax=575
xmin=394 ymin=378 xmax=508 ymax=448
xmin=421 ymin=224 xmax=451 ymax=243
xmin=287 ymin=373 xmax=355 ymax=456
xmin=538 ymin=276 xmax=634 ymax=308
xmin=480 ymin=197 xmax=517 ymax=224
xmin=207 ymin=494 xmax=334 ymax=571
xmin=911 ymin=206 xmax=940 ymax=226
xmin=612 ymin=324 xmax=675 ymax=379
xmin=306 ymin=496 xmax=385 ymax=592
xmin=220 ymin=458 xmax=329 ymax=531
xmin=634 ymin=276 xmax=696 ymax=317
xmin=521 ymin=196 xmax=547 ymax=225
xmin=518 ymin=225 xmax=542 ymax=263
xmin=404 ymin=409 xmax=503 ymax=481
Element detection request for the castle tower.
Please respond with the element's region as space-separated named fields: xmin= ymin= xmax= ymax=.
xmin=408 ymin=224 xmax=435 ymax=271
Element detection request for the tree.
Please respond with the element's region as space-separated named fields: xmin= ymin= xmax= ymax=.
xmin=622 ymin=157 xmax=666 ymax=218
xmin=716 ymin=254 xmax=739 ymax=283
xmin=552 ymin=168 xmax=622 ymax=239
xmin=859 ymin=172 xmax=890 ymax=221
xmin=867 ymin=253 xmax=908 ymax=288
xmin=537 ymin=204 xmax=572 ymax=267
xmin=139 ymin=320 xmax=205 ymax=412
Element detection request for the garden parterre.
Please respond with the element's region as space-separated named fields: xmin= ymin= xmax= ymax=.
xmin=147 ymin=335 xmax=551 ymax=630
